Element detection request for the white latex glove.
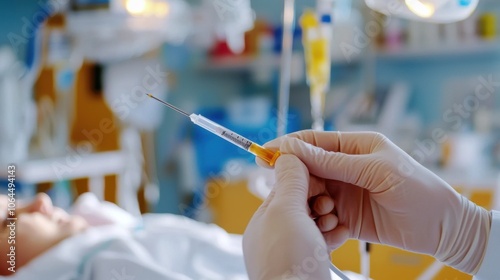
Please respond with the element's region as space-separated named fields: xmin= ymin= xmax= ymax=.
xmin=261 ymin=130 xmax=492 ymax=275
xmin=243 ymin=154 xmax=333 ymax=280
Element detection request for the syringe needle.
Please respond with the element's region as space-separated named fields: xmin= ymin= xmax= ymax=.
xmin=146 ymin=93 xmax=281 ymax=166
xmin=146 ymin=93 xmax=190 ymax=117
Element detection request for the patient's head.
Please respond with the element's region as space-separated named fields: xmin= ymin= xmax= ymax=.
xmin=0 ymin=193 xmax=88 ymax=275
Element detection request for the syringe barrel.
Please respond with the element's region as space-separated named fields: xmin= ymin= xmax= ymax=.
xmin=190 ymin=114 xmax=253 ymax=150
xmin=190 ymin=114 xmax=281 ymax=166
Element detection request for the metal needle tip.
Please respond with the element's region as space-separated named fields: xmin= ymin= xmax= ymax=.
xmin=146 ymin=93 xmax=190 ymax=117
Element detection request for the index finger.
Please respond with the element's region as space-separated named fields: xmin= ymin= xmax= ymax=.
xmin=255 ymin=130 xmax=386 ymax=168
xmin=265 ymin=130 xmax=386 ymax=155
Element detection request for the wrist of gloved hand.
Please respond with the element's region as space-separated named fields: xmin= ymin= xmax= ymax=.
xmin=435 ymin=200 xmax=491 ymax=275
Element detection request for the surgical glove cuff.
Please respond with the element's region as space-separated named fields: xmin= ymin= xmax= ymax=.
xmin=435 ymin=199 xmax=491 ymax=275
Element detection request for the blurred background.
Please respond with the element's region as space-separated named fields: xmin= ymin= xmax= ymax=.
xmin=1 ymin=0 xmax=500 ymax=279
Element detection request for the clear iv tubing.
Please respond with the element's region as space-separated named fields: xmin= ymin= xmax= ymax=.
xmin=189 ymin=114 xmax=281 ymax=166
xmin=330 ymin=263 xmax=350 ymax=280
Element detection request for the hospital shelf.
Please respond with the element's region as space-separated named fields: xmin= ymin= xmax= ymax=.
xmin=376 ymin=40 xmax=500 ymax=60
xmin=201 ymin=56 xmax=264 ymax=71
xmin=201 ymin=40 xmax=500 ymax=71
xmin=200 ymin=52 xmax=358 ymax=72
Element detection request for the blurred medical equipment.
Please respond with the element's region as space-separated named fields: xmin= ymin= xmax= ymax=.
xmin=65 ymin=0 xmax=255 ymax=212
xmin=0 ymin=47 xmax=36 ymax=164
xmin=188 ymin=0 xmax=255 ymax=54
xmin=39 ymin=13 xmax=81 ymax=157
xmin=329 ymin=264 xmax=350 ymax=280
xmin=147 ymin=94 xmax=282 ymax=166
xmin=21 ymin=0 xmax=255 ymax=213
xmin=302 ymin=3 xmax=351 ymax=278
xmin=65 ymin=0 xmax=255 ymax=63
xmin=103 ymin=58 xmax=167 ymax=131
xmin=335 ymin=83 xmax=412 ymax=140
xmin=65 ymin=0 xmax=191 ymax=63
xmin=103 ymin=57 xmax=169 ymax=209
xmin=207 ymin=0 xmax=254 ymax=54
xmin=116 ymin=127 xmax=144 ymax=216
xmin=360 ymin=242 xmax=370 ymax=280
xmin=365 ymin=0 xmax=479 ymax=23
xmin=277 ymin=0 xmax=295 ymax=137
xmin=248 ymin=0 xmax=314 ymax=209
xmin=300 ymin=0 xmax=334 ymax=131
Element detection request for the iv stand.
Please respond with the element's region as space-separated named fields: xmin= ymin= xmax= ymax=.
xmin=277 ymin=0 xmax=295 ymax=137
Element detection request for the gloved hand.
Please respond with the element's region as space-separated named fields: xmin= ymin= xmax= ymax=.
xmin=243 ymin=154 xmax=333 ymax=280
xmin=260 ymin=130 xmax=492 ymax=275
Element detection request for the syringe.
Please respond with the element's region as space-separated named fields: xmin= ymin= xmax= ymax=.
xmin=147 ymin=94 xmax=281 ymax=166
